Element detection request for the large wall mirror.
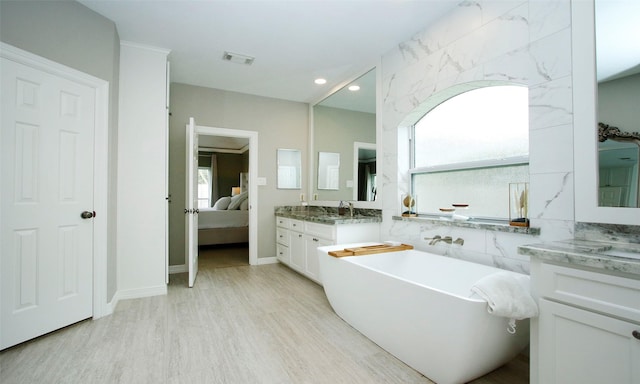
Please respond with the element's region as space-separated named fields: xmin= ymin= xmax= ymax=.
xmin=311 ymin=68 xmax=377 ymax=203
xmin=595 ymin=0 xmax=640 ymax=208
xmin=573 ymin=0 xmax=640 ymax=225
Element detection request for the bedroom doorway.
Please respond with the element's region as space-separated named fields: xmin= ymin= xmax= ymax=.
xmin=186 ymin=120 xmax=258 ymax=285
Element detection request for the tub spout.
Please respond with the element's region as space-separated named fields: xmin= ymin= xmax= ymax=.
xmin=425 ymin=235 xmax=441 ymax=245
xmin=425 ymin=235 xmax=453 ymax=245
xmin=453 ymin=238 xmax=464 ymax=245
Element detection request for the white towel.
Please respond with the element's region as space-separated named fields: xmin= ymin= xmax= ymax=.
xmin=471 ymin=271 xmax=538 ymax=334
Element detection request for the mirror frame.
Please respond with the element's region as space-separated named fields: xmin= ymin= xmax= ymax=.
xmin=308 ymin=63 xmax=382 ymax=208
xmin=572 ymin=0 xmax=639 ymax=225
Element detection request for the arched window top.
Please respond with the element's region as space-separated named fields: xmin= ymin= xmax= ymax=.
xmin=413 ymin=85 xmax=528 ymax=169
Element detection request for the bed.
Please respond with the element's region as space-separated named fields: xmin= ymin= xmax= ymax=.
xmin=198 ymin=192 xmax=249 ymax=246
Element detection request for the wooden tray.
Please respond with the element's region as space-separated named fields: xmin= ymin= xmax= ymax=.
xmin=328 ymin=243 xmax=413 ymax=257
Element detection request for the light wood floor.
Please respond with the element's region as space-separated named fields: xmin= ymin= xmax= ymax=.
xmin=0 ymin=260 xmax=529 ymax=383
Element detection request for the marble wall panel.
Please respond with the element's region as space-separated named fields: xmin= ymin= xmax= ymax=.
xmin=378 ymin=0 xmax=575 ymax=272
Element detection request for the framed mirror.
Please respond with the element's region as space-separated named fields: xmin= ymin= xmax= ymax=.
xmin=596 ymin=0 xmax=640 ymax=208
xmin=311 ymin=68 xmax=377 ymax=202
xmin=572 ymin=0 xmax=640 ymax=225
xmin=317 ymin=152 xmax=340 ymax=190
xmin=277 ymin=149 xmax=301 ymax=189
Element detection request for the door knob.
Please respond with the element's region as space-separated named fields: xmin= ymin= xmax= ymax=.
xmin=81 ymin=211 xmax=94 ymax=219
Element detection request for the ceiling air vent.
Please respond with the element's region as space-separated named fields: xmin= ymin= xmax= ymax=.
xmin=222 ymin=51 xmax=255 ymax=65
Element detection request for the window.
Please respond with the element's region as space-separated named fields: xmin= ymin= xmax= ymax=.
xmin=410 ymin=85 xmax=529 ymax=219
xmin=197 ymin=167 xmax=212 ymax=208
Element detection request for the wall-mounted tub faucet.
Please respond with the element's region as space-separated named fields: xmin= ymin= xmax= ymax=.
xmin=424 ymin=235 xmax=464 ymax=246
xmin=425 ymin=235 xmax=441 ymax=245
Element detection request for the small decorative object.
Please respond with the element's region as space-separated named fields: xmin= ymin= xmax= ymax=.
xmin=401 ymin=194 xmax=417 ymax=217
xmin=509 ymin=182 xmax=529 ymax=227
xmin=338 ymin=200 xmax=347 ymax=216
xmin=439 ymin=207 xmax=455 ymax=219
xmin=231 ymin=186 xmax=241 ymax=196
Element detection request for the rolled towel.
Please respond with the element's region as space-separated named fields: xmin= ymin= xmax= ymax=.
xmin=471 ymin=271 xmax=538 ymax=334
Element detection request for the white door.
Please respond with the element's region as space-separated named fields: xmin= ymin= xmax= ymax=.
xmin=1 ymin=57 xmax=95 ymax=349
xmin=186 ymin=118 xmax=198 ymax=287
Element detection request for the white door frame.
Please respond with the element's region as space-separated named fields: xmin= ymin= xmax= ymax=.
xmin=186 ymin=118 xmax=199 ymax=287
xmin=194 ymin=124 xmax=258 ymax=265
xmin=0 ymin=43 xmax=110 ymax=318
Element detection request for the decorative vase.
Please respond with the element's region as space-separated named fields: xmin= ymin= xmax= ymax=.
xmin=401 ymin=194 xmax=417 ymax=217
xmin=509 ymin=182 xmax=529 ymax=227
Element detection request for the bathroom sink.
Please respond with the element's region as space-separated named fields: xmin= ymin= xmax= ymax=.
xmin=601 ymin=248 xmax=640 ymax=261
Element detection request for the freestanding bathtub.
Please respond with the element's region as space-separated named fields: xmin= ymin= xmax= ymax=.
xmin=318 ymin=243 xmax=530 ymax=384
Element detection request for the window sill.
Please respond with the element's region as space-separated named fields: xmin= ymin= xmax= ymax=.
xmin=392 ymin=215 xmax=540 ymax=235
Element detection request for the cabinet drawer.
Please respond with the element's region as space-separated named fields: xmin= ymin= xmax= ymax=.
xmin=289 ymin=219 xmax=304 ymax=232
xmin=276 ymin=243 xmax=290 ymax=264
xmin=539 ymin=263 xmax=640 ymax=322
xmin=304 ymin=222 xmax=335 ymax=241
xmin=276 ymin=228 xmax=290 ymax=246
xmin=276 ymin=217 xmax=290 ymax=229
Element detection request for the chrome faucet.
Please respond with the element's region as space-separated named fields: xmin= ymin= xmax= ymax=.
xmin=424 ymin=235 xmax=464 ymax=246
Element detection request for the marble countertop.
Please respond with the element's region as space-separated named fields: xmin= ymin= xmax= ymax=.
xmin=275 ymin=207 xmax=382 ymax=225
xmin=519 ymin=239 xmax=640 ymax=277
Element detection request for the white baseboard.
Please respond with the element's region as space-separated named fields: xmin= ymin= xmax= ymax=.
xmin=102 ymin=284 xmax=167 ymax=315
xmin=257 ymin=256 xmax=278 ymax=265
xmin=98 ymin=258 xmax=277 ymax=318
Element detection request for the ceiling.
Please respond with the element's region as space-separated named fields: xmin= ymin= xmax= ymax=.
xmin=77 ymin=0 xmax=638 ymax=106
xmin=78 ymin=0 xmax=459 ymax=104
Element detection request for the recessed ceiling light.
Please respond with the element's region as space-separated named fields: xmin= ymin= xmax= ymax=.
xmin=222 ymin=51 xmax=255 ymax=65
xmin=348 ymin=85 xmax=360 ymax=91
xmin=314 ymin=78 xmax=327 ymax=85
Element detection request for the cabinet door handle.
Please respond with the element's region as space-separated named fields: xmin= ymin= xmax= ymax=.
xmin=633 ymin=330 xmax=640 ymax=340
xmin=313 ymin=238 xmax=319 ymax=242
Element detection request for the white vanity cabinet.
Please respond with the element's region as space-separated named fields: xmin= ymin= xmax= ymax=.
xmin=275 ymin=216 xmax=380 ymax=284
xmin=531 ymin=260 xmax=640 ymax=384
xmin=289 ymin=220 xmax=307 ymax=273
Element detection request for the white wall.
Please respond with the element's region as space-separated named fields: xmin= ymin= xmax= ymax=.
xmin=117 ymin=42 xmax=169 ymax=296
xmin=168 ymin=83 xmax=308 ymax=266
xmin=0 ymin=0 xmax=121 ymax=302
xmin=379 ymin=0 xmax=575 ymax=273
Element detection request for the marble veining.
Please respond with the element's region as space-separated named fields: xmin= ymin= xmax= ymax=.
xmin=575 ymin=222 xmax=640 ymax=245
xmin=519 ymin=239 xmax=640 ymax=277
xmin=275 ymin=206 xmax=382 ymax=225
xmin=378 ymin=0 xmax=577 ymax=277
